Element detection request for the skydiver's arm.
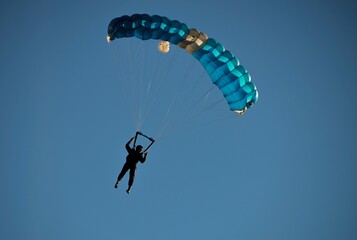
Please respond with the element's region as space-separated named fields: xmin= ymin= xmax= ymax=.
xmin=140 ymin=152 xmax=148 ymax=163
xmin=133 ymin=131 xmax=140 ymax=148
xmin=126 ymin=137 xmax=134 ymax=152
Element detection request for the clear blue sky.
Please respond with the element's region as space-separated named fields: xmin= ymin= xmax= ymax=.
xmin=1 ymin=0 xmax=357 ymax=239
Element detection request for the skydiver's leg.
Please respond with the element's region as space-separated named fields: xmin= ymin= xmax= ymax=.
xmin=115 ymin=162 xmax=129 ymax=188
xmin=126 ymin=166 xmax=136 ymax=194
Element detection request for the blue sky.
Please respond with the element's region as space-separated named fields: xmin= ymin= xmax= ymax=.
xmin=1 ymin=0 xmax=357 ymax=239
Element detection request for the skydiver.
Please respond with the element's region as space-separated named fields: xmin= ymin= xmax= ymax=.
xmin=114 ymin=132 xmax=155 ymax=194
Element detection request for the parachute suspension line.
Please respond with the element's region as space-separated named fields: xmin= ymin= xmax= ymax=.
xmin=187 ymin=87 xmax=225 ymax=117
xmin=138 ymin=46 xmax=179 ymax=131
xmin=147 ymin=50 xmax=162 ymax=95
xmin=110 ymin=44 xmax=127 ymax=92
xmin=136 ymin=49 xmax=162 ymax=130
xmin=155 ymin=45 xmax=179 ymax=93
xmin=111 ymin=39 xmax=230 ymax=141
xmin=156 ymin=59 xmax=198 ymax=138
xmin=158 ymin=69 xmax=230 ymax=140
xmin=133 ymin=40 xmax=145 ymax=130
xmin=156 ymin=84 xmax=215 ymax=139
xmin=110 ymin=41 xmax=139 ymax=129
xmin=183 ymin=87 xmax=232 ymax=127
xmin=179 ymin=71 xmax=216 ymax=114
xmin=111 ymin=43 xmax=133 ymax=90
xmin=155 ymin=57 xmax=197 ymax=139
xmin=123 ymin=39 xmax=139 ymax=129
xmin=127 ymin=40 xmax=147 ymax=131
xmin=149 ymin=46 xmax=179 ymax=135
xmin=111 ymin=41 xmax=231 ymax=140
xmin=158 ymin=102 xmax=231 ymax=141
xmin=136 ymin=40 xmax=149 ymax=130
xmin=186 ymin=95 xmax=226 ymax=121
xmin=156 ymin=94 xmax=178 ymax=139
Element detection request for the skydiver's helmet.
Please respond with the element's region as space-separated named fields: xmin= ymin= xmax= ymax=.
xmin=136 ymin=145 xmax=143 ymax=152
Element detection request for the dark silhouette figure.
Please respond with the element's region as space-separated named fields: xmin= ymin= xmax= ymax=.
xmin=114 ymin=132 xmax=154 ymax=194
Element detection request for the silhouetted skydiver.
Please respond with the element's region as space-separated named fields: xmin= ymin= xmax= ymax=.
xmin=114 ymin=132 xmax=155 ymax=194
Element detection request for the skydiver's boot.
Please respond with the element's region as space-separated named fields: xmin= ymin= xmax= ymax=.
xmin=126 ymin=187 xmax=131 ymax=194
xmin=114 ymin=181 xmax=119 ymax=189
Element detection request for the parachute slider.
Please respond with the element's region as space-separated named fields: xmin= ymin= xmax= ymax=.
xmin=178 ymin=28 xmax=208 ymax=54
xmin=158 ymin=41 xmax=170 ymax=53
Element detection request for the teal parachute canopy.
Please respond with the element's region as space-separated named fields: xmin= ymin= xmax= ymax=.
xmin=107 ymin=14 xmax=258 ymax=115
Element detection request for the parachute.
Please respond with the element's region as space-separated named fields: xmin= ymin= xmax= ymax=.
xmin=107 ymin=14 xmax=258 ymax=115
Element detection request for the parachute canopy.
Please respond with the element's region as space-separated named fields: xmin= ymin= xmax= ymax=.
xmin=107 ymin=14 xmax=258 ymax=115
